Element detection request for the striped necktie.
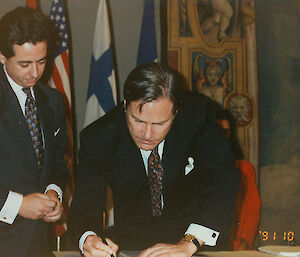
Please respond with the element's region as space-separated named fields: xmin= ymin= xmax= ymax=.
xmin=22 ymin=87 xmax=44 ymax=171
xmin=147 ymin=145 xmax=164 ymax=216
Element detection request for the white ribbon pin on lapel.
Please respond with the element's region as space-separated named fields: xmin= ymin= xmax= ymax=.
xmin=185 ymin=157 xmax=194 ymax=175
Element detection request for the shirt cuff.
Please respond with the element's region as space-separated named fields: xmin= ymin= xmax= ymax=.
xmin=0 ymin=191 xmax=23 ymax=224
xmin=185 ymin=223 xmax=220 ymax=246
xmin=79 ymin=231 xmax=97 ymax=254
xmin=45 ymin=184 xmax=63 ymax=202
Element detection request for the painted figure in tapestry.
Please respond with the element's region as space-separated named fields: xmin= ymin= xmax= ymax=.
xmin=193 ymin=55 xmax=232 ymax=105
xmin=179 ymin=0 xmax=192 ymax=36
xmin=199 ymin=0 xmax=233 ymax=39
xmin=197 ymin=0 xmax=243 ymax=43
xmin=226 ymin=94 xmax=252 ymax=126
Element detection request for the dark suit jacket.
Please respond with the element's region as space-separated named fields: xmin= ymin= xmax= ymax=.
xmin=68 ymin=92 xmax=240 ymax=251
xmin=0 ymin=66 xmax=69 ymax=256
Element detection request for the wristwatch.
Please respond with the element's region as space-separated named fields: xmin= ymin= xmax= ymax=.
xmin=184 ymin=234 xmax=201 ymax=251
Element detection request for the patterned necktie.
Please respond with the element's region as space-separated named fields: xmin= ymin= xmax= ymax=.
xmin=22 ymin=87 xmax=44 ymax=171
xmin=147 ymin=145 xmax=164 ymax=216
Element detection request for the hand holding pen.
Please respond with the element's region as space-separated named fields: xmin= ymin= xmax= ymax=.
xmin=102 ymin=238 xmax=115 ymax=257
xmin=83 ymin=235 xmax=118 ymax=257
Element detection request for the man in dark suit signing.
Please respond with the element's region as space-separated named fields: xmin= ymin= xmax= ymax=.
xmin=69 ymin=62 xmax=240 ymax=257
xmin=0 ymin=7 xmax=69 ymax=257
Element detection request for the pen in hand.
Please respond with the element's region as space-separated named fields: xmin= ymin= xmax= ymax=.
xmin=102 ymin=238 xmax=114 ymax=257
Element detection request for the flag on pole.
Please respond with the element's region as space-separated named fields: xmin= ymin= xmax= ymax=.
xmin=26 ymin=0 xmax=38 ymax=9
xmin=84 ymin=0 xmax=117 ymax=228
xmin=137 ymin=0 xmax=158 ymax=66
xmin=84 ymin=0 xmax=117 ymax=127
xmin=49 ymin=0 xmax=74 ymax=236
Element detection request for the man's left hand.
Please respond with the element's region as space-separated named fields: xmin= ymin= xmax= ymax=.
xmin=43 ymin=190 xmax=63 ymax=222
xmin=138 ymin=240 xmax=198 ymax=257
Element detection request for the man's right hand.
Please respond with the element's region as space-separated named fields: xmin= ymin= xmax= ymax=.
xmin=18 ymin=193 xmax=57 ymax=220
xmin=83 ymin=235 xmax=118 ymax=257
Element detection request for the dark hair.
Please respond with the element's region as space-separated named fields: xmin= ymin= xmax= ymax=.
xmin=214 ymin=102 xmax=244 ymax=160
xmin=0 ymin=7 xmax=56 ymax=58
xmin=123 ymin=62 xmax=183 ymax=114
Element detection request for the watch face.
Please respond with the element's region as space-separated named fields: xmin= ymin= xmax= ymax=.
xmin=184 ymin=234 xmax=201 ymax=250
xmin=185 ymin=234 xmax=195 ymax=241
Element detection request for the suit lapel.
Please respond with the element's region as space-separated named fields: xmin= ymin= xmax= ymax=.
xmin=160 ymin=115 xmax=196 ymax=217
xmin=111 ymin=114 xmax=149 ymax=190
xmin=161 ymin=120 xmax=186 ymax=188
xmin=0 ymin=70 xmax=34 ymax=152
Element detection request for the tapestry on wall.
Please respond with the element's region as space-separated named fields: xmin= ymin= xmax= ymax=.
xmin=165 ymin=0 xmax=260 ymax=172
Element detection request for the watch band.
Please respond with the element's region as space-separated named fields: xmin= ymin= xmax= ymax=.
xmin=184 ymin=234 xmax=201 ymax=251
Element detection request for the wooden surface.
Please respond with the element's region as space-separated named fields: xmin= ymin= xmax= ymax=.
xmin=53 ymin=245 xmax=300 ymax=257
xmin=53 ymin=250 xmax=273 ymax=257
xmin=119 ymin=250 xmax=272 ymax=257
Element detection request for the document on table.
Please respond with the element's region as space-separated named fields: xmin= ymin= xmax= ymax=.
xmin=258 ymin=245 xmax=300 ymax=256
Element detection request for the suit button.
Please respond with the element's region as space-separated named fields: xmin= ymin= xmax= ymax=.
xmin=18 ymin=121 xmax=22 ymax=125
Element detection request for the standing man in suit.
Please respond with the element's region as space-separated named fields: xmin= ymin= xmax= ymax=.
xmin=0 ymin=7 xmax=69 ymax=257
xmin=68 ymin=62 xmax=240 ymax=257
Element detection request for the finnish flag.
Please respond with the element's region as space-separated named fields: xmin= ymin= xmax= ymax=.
xmin=84 ymin=0 xmax=117 ymax=127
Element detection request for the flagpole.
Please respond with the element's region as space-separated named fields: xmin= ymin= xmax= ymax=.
xmin=49 ymin=0 xmax=74 ymax=240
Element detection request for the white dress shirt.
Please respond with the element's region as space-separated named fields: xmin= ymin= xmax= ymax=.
xmin=0 ymin=65 xmax=63 ymax=225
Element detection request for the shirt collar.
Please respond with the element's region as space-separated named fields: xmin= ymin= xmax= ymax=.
xmin=140 ymin=140 xmax=165 ymax=159
xmin=3 ymin=64 xmax=34 ymax=97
